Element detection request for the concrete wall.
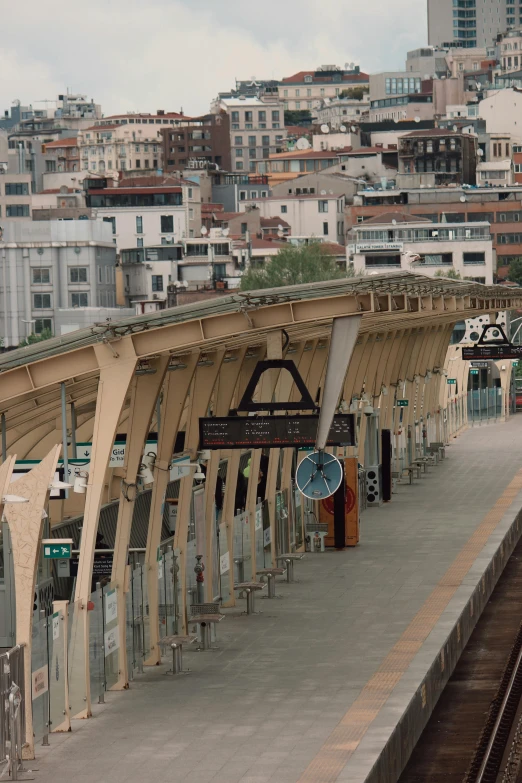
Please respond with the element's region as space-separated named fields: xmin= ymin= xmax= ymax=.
xmin=427 ymin=0 xmax=453 ymax=46
xmin=240 ymin=195 xmax=345 ymax=243
xmin=479 ymin=89 xmax=522 ymax=143
xmin=94 ymin=206 xmax=187 ymax=250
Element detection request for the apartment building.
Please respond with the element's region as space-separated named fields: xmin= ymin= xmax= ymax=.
xmin=348 ymin=213 xmax=494 ymax=283
xmin=428 ymin=0 xmax=515 ymax=49
xmin=257 ymin=148 xmax=352 ymax=187
xmin=42 ymin=137 xmax=80 ymax=173
xmin=398 ymin=129 xmax=478 ymax=186
xmin=0 ymin=219 xmax=116 ymax=347
xmin=279 ymin=65 xmax=369 ymax=111
xmin=313 ymin=96 xmax=370 ymax=129
xmin=346 ymin=183 xmax=522 ymax=279
xmin=78 ymin=112 xmax=184 ymax=176
xmin=497 ymin=28 xmax=522 ymax=71
xmin=212 ymin=97 xmax=287 ymax=173
xmin=161 ymin=113 xmax=231 ymax=173
xmin=240 ymin=193 xmax=345 ymax=244
xmin=120 ymin=244 xmax=182 ymax=307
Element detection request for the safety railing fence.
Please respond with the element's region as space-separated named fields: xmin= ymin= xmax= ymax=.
xmin=468 ymin=388 xmax=504 ymax=425
xmin=0 ymin=645 xmax=25 ymax=773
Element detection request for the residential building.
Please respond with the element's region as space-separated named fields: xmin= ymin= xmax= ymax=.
xmin=445 ymin=48 xmax=490 ymax=76
xmin=348 ymin=213 xmax=494 ymax=283
xmin=279 ymin=65 xmax=369 ymax=111
xmin=85 ymin=175 xmax=201 ymax=250
xmin=212 ymin=97 xmax=287 ymax=173
xmin=405 ymin=47 xmax=451 ymax=78
xmin=0 ymin=175 xmax=33 ymax=220
xmin=428 ymin=0 xmax=515 ymax=49
xmin=42 ymin=137 xmax=80 ymax=173
xmin=497 ymin=28 xmax=522 ymax=71
xmin=78 ymin=112 xmax=184 ymax=176
xmin=119 ymin=244 xmax=183 ymax=308
xmin=313 ymin=96 xmax=370 ymax=129
xmin=239 ymin=193 xmax=346 ymax=244
xmin=345 ymin=183 xmax=522 ymax=279
xmin=0 ymin=219 xmax=116 ymax=347
xmin=204 ymin=205 xmax=264 ymax=239
xmin=161 ymin=113 xmax=231 ymax=173
xmin=476 ymin=159 xmax=513 ymax=184
xmin=270 ymin=159 xmax=396 ymax=203
xmin=211 ymin=173 xmax=270 ymax=212
xmin=398 ymin=129 xmax=478 ymax=185
xmin=180 ymin=236 xmax=239 ymax=286
xmin=256 ymin=148 xmax=353 ymax=187
xmin=479 ymin=88 xmax=522 ymax=142
xmin=369 ymin=72 xmax=438 ymax=122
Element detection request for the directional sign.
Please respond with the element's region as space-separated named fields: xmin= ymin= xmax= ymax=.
xmin=43 ymin=543 xmax=72 ymax=559
xmin=471 ymin=361 xmax=489 ymax=369
xmin=199 ymin=414 xmax=355 ymax=450
xmin=447 ymin=379 xmax=457 ymax=385
xmin=463 ymin=345 xmax=522 ymax=360
xmin=470 ymin=369 xmax=479 ymax=376
xmin=396 ymin=400 xmax=409 ymax=408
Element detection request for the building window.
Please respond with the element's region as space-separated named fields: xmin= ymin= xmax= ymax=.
xmin=235 ymin=136 xmax=243 ymax=145
xmin=32 ymin=268 xmax=50 ymax=284
xmin=249 ymin=148 xmax=256 ymax=159
xmin=161 ymin=215 xmax=174 ymax=233
xmin=323 ymin=221 xmax=329 ymax=235
xmin=136 ymin=215 xmax=143 ymax=233
xmin=103 ymin=216 xmax=116 ymax=234
xmin=236 ymin=148 xmax=244 ymax=157
xmin=137 ymin=238 xmax=144 ymax=247
xmin=295 ymin=89 xmax=300 ymax=97
xmin=151 ymin=275 xmax=164 ymax=292
xmin=258 ymin=111 xmax=266 ymax=122
xmin=188 ymin=187 xmax=193 ymax=198
xmin=236 ymin=161 xmax=244 ymax=170
xmin=6 ymin=205 xmax=29 ymax=217
xmin=33 ymin=293 xmax=51 ymax=309
xmin=46 ymin=160 xmax=56 ymax=172
xmin=245 ymin=111 xmax=253 ymax=123
xmin=318 ymin=200 xmax=329 ymax=213
xmin=241 ymin=222 xmax=247 ymax=234
xmin=69 ymin=267 xmax=88 ymax=283
xmin=239 ymin=190 xmax=247 ymax=201
xmin=463 ymin=251 xmax=486 ymax=264
xmin=231 ymin=111 xmax=239 ymax=123
xmin=272 ymin=110 xmax=280 ymax=122
xmin=35 ymin=318 xmax=52 ymax=335
xmin=135 ymin=159 xmax=141 ymax=168
xmin=281 ymin=205 xmax=287 ymax=213
xmin=295 ymin=102 xmax=301 ymax=109
xmin=70 ymin=292 xmax=89 ymax=307
xmin=262 ymin=135 xmax=270 ymax=146
xmin=189 ymin=207 xmax=194 ymax=219
xmin=5 ymin=182 xmax=29 ymax=195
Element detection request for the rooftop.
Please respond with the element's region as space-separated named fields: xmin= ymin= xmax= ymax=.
xmin=43 ymin=137 xmax=78 ymax=148
xmin=362 ymin=212 xmax=430 ymax=225
xmin=246 ymin=193 xmax=344 ymax=202
xmin=281 ymin=70 xmax=370 ymax=84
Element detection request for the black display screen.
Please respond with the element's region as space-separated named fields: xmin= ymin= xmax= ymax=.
xmin=199 ymin=415 xmax=355 ymax=450
xmin=462 ymin=345 xmax=522 ymax=360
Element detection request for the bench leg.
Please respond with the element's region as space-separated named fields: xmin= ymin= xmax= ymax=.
xmin=201 ymin=623 xmax=211 ymax=650
xmin=267 ymin=574 xmax=276 ymax=598
xmin=166 ymin=643 xmax=183 ymax=675
xmin=246 ymin=589 xmax=254 ymax=614
xmin=286 ymin=560 xmax=294 ymax=583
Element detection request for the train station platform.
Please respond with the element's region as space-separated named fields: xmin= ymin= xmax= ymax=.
xmin=31 ymin=416 xmax=522 ymax=783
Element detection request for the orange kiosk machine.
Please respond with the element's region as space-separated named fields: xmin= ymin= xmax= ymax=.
xmin=318 ymin=457 xmax=360 ymax=548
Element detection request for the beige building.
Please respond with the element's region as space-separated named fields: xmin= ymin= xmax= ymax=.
xmin=78 ymin=112 xmax=184 ymax=176
xmin=211 ymin=96 xmax=287 ymax=173
xmin=479 ymin=88 xmax=522 ymax=143
xmin=279 ymin=66 xmax=369 ymax=111
xmin=313 ymin=96 xmax=369 ymax=129
xmin=497 ymin=29 xmax=522 ymax=72
xmin=239 ymin=193 xmax=345 ymax=244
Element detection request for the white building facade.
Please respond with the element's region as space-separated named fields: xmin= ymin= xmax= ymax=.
xmin=348 ymin=218 xmax=494 ymax=283
xmin=0 ymin=219 xmax=117 ymax=347
xmin=240 ymin=194 xmax=346 ymax=244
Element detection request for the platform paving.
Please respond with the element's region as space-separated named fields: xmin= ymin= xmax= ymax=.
xmin=29 ymin=416 xmax=522 ymax=783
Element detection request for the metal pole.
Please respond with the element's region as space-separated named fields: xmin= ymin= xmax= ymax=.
xmin=1 ymin=413 xmax=6 ymax=463
xmin=156 ymin=396 xmax=161 ymax=438
xmin=60 ymin=383 xmax=69 ymax=498
xmin=70 ymin=402 xmax=77 ymax=460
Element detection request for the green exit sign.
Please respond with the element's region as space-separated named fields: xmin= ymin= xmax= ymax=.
xmin=397 ymin=400 xmax=409 ymax=407
xmin=42 ymin=539 xmax=72 ymax=559
xmin=447 ymin=379 xmax=457 ymax=385
xmin=470 ymin=369 xmax=479 ymax=375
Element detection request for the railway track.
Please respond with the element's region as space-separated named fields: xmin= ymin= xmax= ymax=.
xmin=398 ymin=535 xmax=522 ymax=783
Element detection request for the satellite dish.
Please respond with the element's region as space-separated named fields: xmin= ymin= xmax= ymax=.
xmin=392 ymin=219 xmax=397 ymax=225
xmin=296 ymin=452 xmax=343 ymax=500
xmin=296 ymin=137 xmax=311 ymax=150
xmin=478 ymin=149 xmax=484 ymax=156
xmin=223 ymin=228 xmax=230 ymax=237
xmin=278 ymin=224 xmax=284 ymax=231
xmin=201 ymin=226 xmax=208 ymax=235
xmin=350 ymin=126 xmax=357 ymax=133
xmin=320 ymin=190 xmax=327 ymax=195
xmin=340 ymin=125 xmax=347 ymax=132
xmin=321 ymin=124 xmax=330 ymax=134
xmin=460 ymin=195 xmax=467 ymax=203
xmin=453 ymin=125 xmax=458 ymax=132
xmin=414 ymin=116 xmax=421 ymax=123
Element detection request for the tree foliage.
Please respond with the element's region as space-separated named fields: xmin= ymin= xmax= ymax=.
xmin=284 ymin=110 xmax=312 ymax=127
xmin=507 ymin=258 xmax=522 ymax=286
xmin=434 ymin=268 xmax=461 ymax=280
xmin=240 ymin=243 xmax=349 ymax=291
xmin=339 ymin=87 xmax=369 ymax=100
xmin=18 ymin=328 xmax=53 ymax=347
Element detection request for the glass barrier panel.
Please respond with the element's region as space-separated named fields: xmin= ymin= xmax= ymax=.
xmin=142 ymin=567 xmax=150 ymax=659
xmin=48 ymin=609 xmax=67 ymax=732
xmin=173 ymin=548 xmax=182 ymax=635
xmin=31 ymin=614 xmax=49 ymax=743
xmin=218 ymin=521 xmax=230 ymax=603
xmin=185 ymin=538 xmax=198 ymax=618
xmin=67 ymin=600 xmax=86 ymax=718
xmin=88 ymin=589 xmax=104 ymax=703
xmin=262 ymin=501 xmax=272 ymax=568
xmin=163 ymin=551 xmax=175 ymax=637
xmin=254 ymin=503 xmax=264 ymax=574
xmin=102 ymin=583 xmax=119 ymax=690
xmin=158 ymin=555 xmax=167 ymax=641
xmin=125 ymin=587 xmax=135 ymax=679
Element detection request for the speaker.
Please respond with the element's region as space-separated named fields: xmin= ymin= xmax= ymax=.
xmin=366 ymin=466 xmax=382 ymax=506
xmin=381 ymin=429 xmax=392 ymax=502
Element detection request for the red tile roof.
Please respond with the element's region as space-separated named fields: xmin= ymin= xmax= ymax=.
xmin=247 ymin=193 xmax=343 ymax=201
xmin=218 ymin=212 xmax=244 ymax=221
xmin=119 ymin=175 xmax=193 ymax=188
xmin=39 ymin=188 xmax=76 ymax=194
xmin=260 ymin=217 xmax=291 ymax=228
xmin=282 ymin=71 xmax=369 ymax=84
xmin=88 ymin=187 xmax=182 ymax=196
xmin=402 ymin=128 xmax=461 ymax=138
xmin=362 ymin=212 xmax=430 ymax=225
xmin=270 ymin=147 xmax=352 ymax=160
xmin=43 ymin=137 xmax=78 ymax=148
xmin=202 ymin=203 xmax=224 ymax=213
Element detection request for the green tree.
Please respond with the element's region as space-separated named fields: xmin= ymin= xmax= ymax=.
xmin=284 ymin=110 xmax=312 ymax=127
xmin=18 ymin=328 xmax=53 ymax=347
xmin=240 ymin=243 xmax=349 ymax=291
xmin=339 ymin=86 xmax=369 ymax=100
xmin=508 ymin=258 xmax=522 ymax=286
xmin=434 ymin=268 xmax=461 ymax=280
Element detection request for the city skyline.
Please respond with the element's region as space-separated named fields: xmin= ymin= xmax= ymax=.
xmin=1 ymin=0 xmax=427 ymax=116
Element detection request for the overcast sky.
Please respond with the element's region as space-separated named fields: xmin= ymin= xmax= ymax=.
xmin=1 ymin=0 xmax=427 ymax=118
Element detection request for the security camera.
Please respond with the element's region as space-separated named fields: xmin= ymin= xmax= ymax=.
xmin=363 ymin=403 xmax=374 ymax=417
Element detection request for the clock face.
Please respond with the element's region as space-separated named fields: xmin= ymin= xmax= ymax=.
xmin=296 ymin=451 xmax=343 ymax=501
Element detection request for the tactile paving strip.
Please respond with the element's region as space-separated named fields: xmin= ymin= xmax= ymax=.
xmin=297 ymin=469 xmax=522 ymax=783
